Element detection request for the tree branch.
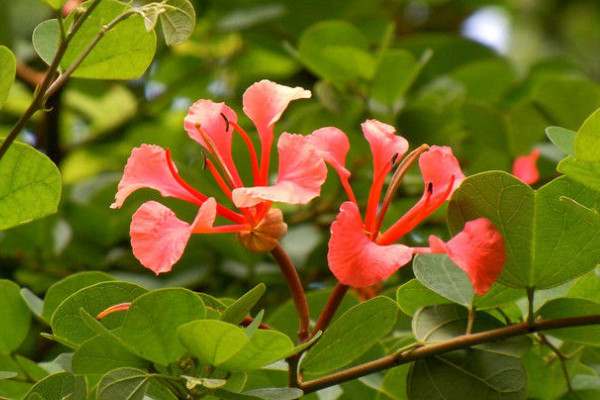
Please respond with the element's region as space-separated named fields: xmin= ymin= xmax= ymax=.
xmin=298 ymin=313 xmax=600 ymax=393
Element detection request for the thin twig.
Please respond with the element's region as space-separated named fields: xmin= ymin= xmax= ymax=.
xmin=311 ymin=283 xmax=349 ymax=337
xmin=270 ymin=242 xmax=310 ymax=343
xmin=298 ymin=313 xmax=600 ymax=393
xmin=536 ymin=333 xmax=575 ymax=393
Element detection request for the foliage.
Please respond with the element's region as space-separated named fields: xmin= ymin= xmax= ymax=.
xmin=2 ymin=0 xmax=600 ymax=399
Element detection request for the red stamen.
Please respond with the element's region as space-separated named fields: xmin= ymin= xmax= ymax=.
xmin=206 ymin=159 xmax=233 ymax=199
xmin=377 ymin=175 xmax=456 ymax=246
xmin=194 ymin=124 xmax=243 ymax=188
xmin=364 ymin=168 xmax=390 ymax=233
xmin=97 ymin=302 xmax=130 ymax=319
xmin=259 ymin=133 xmax=274 ymax=186
xmin=166 ymin=149 xmax=245 ymax=224
xmin=230 ymin=121 xmax=261 ymax=185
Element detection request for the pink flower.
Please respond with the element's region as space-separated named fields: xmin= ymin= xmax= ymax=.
xmin=323 ymin=120 xmax=467 ymax=288
xmin=426 ymin=218 xmax=506 ymax=295
xmin=512 ymin=149 xmax=540 ymax=185
xmin=112 ymin=80 xmax=327 ymax=274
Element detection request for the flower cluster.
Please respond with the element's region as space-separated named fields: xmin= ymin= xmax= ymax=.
xmin=317 ymin=120 xmax=506 ymax=294
xmin=111 ymin=80 xmax=328 ymax=274
xmin=112 ymin=80 xmax=506 ymax=295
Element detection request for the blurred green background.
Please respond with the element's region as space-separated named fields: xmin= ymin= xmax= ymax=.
xmin=1 ymin=0 xmax=600 ymax=300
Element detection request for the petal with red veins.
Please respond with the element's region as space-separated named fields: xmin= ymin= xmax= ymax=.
xmin=130 ymin=201 xmax=192 ymax=275
xmin=191 ymin=198 xmax=217 ymax=233
xmin=328 ymin=202 xmax=413 ymax=287
xmin=111 ymin=145 xmax=203 ymax=209
xmin=362 ymin=120 xmax=409 ymax=178
xmin=232 ymin=133 xmax=327 ymax=207
xmin=243 ymin=80 xmax=311 ymax=145
xmin=308 ymin=127 xmax=351 ymax=179
xmin=512 ymin=149 xmax=540 ymax=185
xmin=431 ymin=218 xmax=506 ymax=295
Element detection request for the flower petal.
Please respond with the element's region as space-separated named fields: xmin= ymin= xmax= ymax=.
xmin=130 ymin=201 xmax=193 ymax=275
xmin=232 ymin=133 xmax=327 ymax=207
xmin=328 ymin=202 xmax=413 ymax=287
xmin=362 ymin=120 xmax=409 ymax=178
xmin=308 ymin=127 xmax=351 ymax=179
xmin=513 ymin=149 xmax=540 ymax=185
xmin=419 ymin=146 xmax=465 ymax=202
xmin=430 ymin=218 xmax=506 ymax=295
xmin=243 ymin=80 xmax=311 ymax=145
xmin=111 ymin=145 xmax=203 ymax=209
xmin=191 ymin=197 xmax=217 ymax=233
xmin=184 ymin=99 xmax=238 ymax=156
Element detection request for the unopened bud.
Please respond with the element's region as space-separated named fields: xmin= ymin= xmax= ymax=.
xmin=237 ymin=209 xmax=287 ymax=252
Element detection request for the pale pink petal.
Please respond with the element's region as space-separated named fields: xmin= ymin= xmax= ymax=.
xmin=362 ymin=120 xmax=409 ymax=178
xmin=429 ymin=218 xmax=506 ymax=295
xmin=308 ymin=127 xmax=351 ymax=179
xmin=130 ymin=201 xmax=192 ymax=275
xmin=513 ymin=149 xmax=540 ymax=185
xmin=243 ymin=80 xmax=311 ymax=145
xmin=328 ymin=202 xmax=413 ymax=287
xmin=191 ymin=198 xmax=217 ymax=233
xmin=184 ymin=99 xmax=238 ymax=156
xmin=232 ymin=133 xmax=327 ymax=207
xmin=111 ymin=145 xmax=203 ymax=209
xmin=419 ymin=146 xmax=465 ymax=202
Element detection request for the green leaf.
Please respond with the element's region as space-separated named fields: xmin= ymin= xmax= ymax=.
xmin=35 ymin=0 xmax=66 ymax=10
xmin=413 ymin=254 xmax=474 ymax=307
xmin=301 ymin=297 xmax=398 ymax=376
xmin=537 ymin=298 xmax=600 ymax=346
xmin=221 ymin=284 xmax=265 ymax=325
xmin=567 ymin=268 xmax=600 ymax=303
xmin=244 ymin=310 xmax=264 ymax=338
xmin=72 ymin=333 xmax=148 ymax=385
xmin=20 ymin=288 xmax=44 ymax=320
xmin=242 ymin=388 xmax=304 ymax=400
xmin=396 ymin=279 xmax=450 ymax=316
xmin=0 ymin=371 xmax=17 ymax=380
xmin=0 ymin=141 xmax=62 ymax=231
xmin=0 ymin=46 xmax=15 ymax=110
xmin=218 ymin=329 xmax=295 ymax=371
xmin=97 ymin=368 xmax=150 ymax=400
xmin=448 ymin=172 xmax=600 ymax=289
xmin=370 ymin=49 xmax=428 ymax=113
xmin=23 ymin=372 xmax=87 ymax=400
xmin=532 ymin=75 xmax=600 ymax=131
xmin=546 ymin=126 xmax=576 ymax=157
xmin=178 ymin=319 xmax=295 ymax=371
xmin=0 ymin=280 xmax=31 ymax=352
xmin=298 ymin=20 xmax=374 ymax=83
xmin=32 ymin=0 xmax=157 ymax=79
xmin=159 ymin=0 xmax=196 ymax=46
xmin=116 ymin=288 xmax=206 ymax=365
xmin=178 ymin=320 xmax=249 ymax=367
xmin=557 ymin=108 xmax=600 ymax=191
xmin=43 ymin=271 xmax=115 ymax=322
xmin=451 ymin=58 xmax=516 ymax=103
xmin=51 ymin=281 xmax=148 ymax=347
xmin=407 ymin=350 xmax=527 ymax=400
xmin=523 ymin=347 xmax=582 ymax=400
xmin=413 ymin=304 xmax=530 ymax=357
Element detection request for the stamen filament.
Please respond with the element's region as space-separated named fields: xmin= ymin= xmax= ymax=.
xmin=196 ymin=224 xmax=251 ymax=234
xmin=194 ymin=124 xmax=242 ymax=188
xmin=372 ymin=144 xmax=429 ymax=239
xmin=377 ymin=176 xmax=455 ymax=246
xmin=166 ymin=149 xmax=246 ymax=224
xmin=97 ymin=302 xmax=131 ymax=319
xmin=364 ymin=167 xmax=389 ymax=233
xmin=230 ymin=121 xmax=261 ymax=185
xmin=259 ymin=133 xmax=273 ymax=187
xmin=206 ymin=159 xmax=233 ymax=199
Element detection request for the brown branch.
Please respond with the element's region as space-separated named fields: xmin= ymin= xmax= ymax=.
xmin=311 ymin=283 xmax=349 ymax=336
xmin=15 ymin=62 xmax=45 ymax=89
xmin=298 ymin=314 xmax=600 ymax=393
xmin=270 ymin=242 xmax=310 ymax=343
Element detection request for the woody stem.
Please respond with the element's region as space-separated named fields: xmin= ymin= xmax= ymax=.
xmin=312 ymin=283 xmax=349 ymax=336
xmin=271 ymin=242 xmax=310 ymax=343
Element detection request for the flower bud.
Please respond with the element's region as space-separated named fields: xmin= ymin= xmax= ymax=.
xmin=237 ymin=209 xmax=287 ymax=252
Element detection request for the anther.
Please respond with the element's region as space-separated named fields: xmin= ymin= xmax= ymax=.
xmin=427 ymin=182 xmax=433 ymax=195
xmin=220 ymin=113 xmax=230 ymax=131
